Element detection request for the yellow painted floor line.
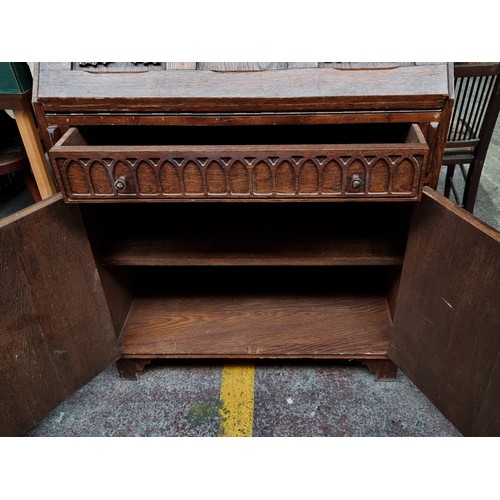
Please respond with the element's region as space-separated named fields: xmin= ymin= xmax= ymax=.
xmin=219 ymin=363 xmax=255 ymax=437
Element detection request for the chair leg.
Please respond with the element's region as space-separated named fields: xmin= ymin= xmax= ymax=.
xmin=462 ymin=159 xmax=484 ymax=213
xmin=444 ymin=164 xmax=456 ymax=198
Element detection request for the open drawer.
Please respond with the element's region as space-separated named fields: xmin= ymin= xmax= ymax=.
xmin=49 ymin=123 xmax=429 ymax=202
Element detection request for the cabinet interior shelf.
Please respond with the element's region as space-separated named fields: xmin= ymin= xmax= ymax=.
xmin=85 ymin=202 xmax=408 ymax=361
xmin=116 ymin=266 xmax=395 ymax=359
xmin=119 ymin=292 xmax=392 ymax=359
xmin=101 ymin=234 xmax=405 ymax=266
xmin=87 ymin=202 xmax=411 ymax=268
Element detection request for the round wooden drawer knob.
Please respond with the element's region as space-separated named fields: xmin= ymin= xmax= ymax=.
xmin=114 ymin=176 xmax=127 ymax=191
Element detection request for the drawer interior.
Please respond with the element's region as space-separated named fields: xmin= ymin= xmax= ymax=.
xmin=57 ymin=123 xmax=424 ymax=147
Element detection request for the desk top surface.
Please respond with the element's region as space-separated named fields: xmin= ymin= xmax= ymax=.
xmin=35 ymin=62 xmax=452 ymax=113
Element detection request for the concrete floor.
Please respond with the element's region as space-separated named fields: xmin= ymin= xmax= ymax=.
xmin=2 ymin=117 xmax=499 ymax=437
xmin=23 ymin=361 xmax=461 ymax=437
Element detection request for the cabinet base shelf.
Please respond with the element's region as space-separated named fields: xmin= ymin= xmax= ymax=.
xmin=119 ymin=293 xmax=392 ymax=359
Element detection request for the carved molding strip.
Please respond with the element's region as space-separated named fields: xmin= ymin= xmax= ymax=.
xmin=54 ymin=151 xmax=425 ymax=200
xmin=75 ymin=62 xmax=164 ymax=72
xmin=73 ymin=62 xmax=420 ymax=73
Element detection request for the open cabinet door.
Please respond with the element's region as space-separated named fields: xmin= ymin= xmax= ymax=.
xmin=0 ymin=194 xmax=119 ymax=436
xmin=390 ymin=187 xmax=500 ymax=436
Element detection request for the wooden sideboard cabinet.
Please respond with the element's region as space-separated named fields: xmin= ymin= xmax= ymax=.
xmin=1 ymin=63 xmax=499 ymax=437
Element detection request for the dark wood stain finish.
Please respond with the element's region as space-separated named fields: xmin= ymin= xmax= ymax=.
xmin=0 ymin=195 xmax=119 ymax=436
xmin=2 ymin=62 xmax=494 ymax=437
xmin=120 ymin=293 xmax=392 ymax=359
xmin=391 ymin=188 xmax=500 ymax=436
xmin=49 ymin=125 xmax=429 ymax=202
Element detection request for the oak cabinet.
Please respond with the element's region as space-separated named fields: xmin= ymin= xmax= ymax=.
xmin=1 ymin=63 xmax=498 ymax=436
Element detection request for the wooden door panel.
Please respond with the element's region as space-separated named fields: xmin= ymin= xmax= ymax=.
xmin=472 ymin=354 xmax=500 ymax=435
xmin=0 ymin=195 xmax=119 ymax=436
xmin=390 ymin=187 xmax=500 ymax=436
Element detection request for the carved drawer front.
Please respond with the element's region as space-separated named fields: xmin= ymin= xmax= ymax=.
xmin=50 ymin=124 xmax=429 ymax=202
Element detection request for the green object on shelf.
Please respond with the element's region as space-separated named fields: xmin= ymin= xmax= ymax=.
xmin=0 ymin=63 xmax=32 ymax=94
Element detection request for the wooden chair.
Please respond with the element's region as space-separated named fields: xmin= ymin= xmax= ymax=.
xmin=0 ymin=110 xmax=41 ymax=202
xmin=442 ymin=62 xmax=500 ymax=213
xmin=0 ymin=62 xmax=56 ymax=201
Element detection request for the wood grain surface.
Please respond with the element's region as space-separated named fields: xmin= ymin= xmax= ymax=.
xmin=120 ymin=293 xmax=392 ymax=359
xmin=50 ymin=124 xmax=428 ymax=201
xmin=36 ymin=63 xmax=450 ymax=113
xmin=390 ymin=187 xmax=500 ymax=436
xmin=0 ymin=195 xmax=119 ymax=436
